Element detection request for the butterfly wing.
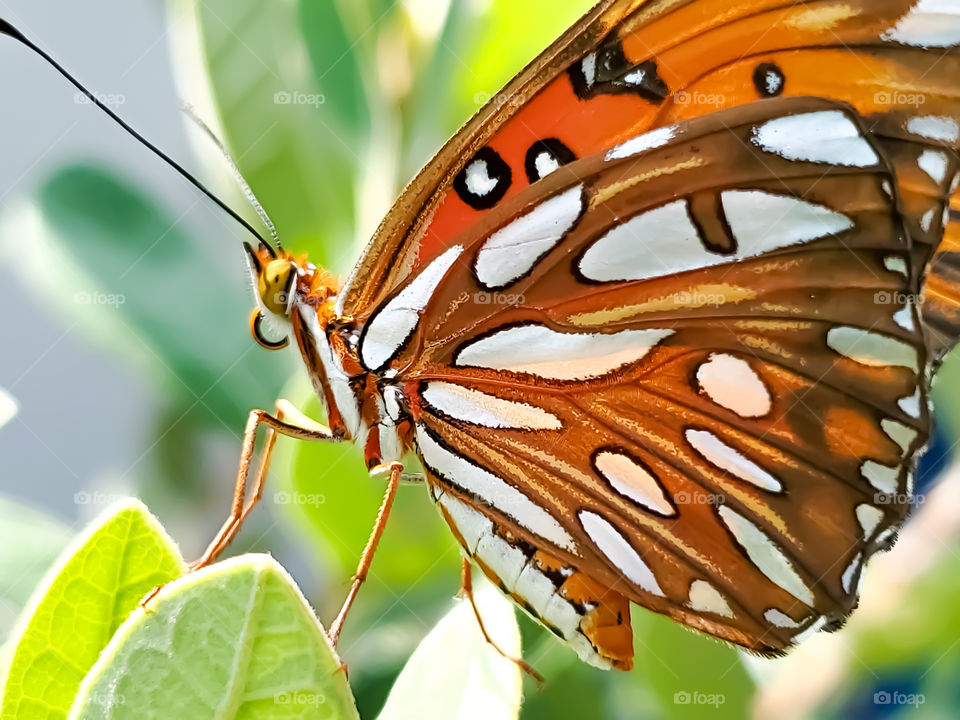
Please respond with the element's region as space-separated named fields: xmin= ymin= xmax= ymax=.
xmin=363 ymin=98 xmax=929 ymax=667
xmin=341 ymin=0 xmax=960 ymax=357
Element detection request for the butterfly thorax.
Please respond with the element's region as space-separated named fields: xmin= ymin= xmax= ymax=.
xmin=243 ymin=241 xmax=413 ymax=468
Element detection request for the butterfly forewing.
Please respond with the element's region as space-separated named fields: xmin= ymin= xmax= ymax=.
xmin=368 ymin=99 xmax=930 ymax=663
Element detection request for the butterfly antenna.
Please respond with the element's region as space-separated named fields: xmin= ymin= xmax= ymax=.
xmin=0 ymin=19 xmax=273 ymax=250
xmin=180 ymin=102 xmax=281 ymax=249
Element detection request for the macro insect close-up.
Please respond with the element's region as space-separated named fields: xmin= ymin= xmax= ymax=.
xmin=2 ymin=0 xmax=960 ymax=718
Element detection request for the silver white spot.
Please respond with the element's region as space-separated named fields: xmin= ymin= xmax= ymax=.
xmin=417 ymin=425 xmax=577 ymax=552
xmin=422 ymin=381 xmax=562 ymax=430
xmin=579 ymin=510 xmax=665 ymax=596
xmin=475 ymin=533 xmax=526 ymax=591
xmin=907 ymin=114 xmax=960 ymax=142
xmin=841 ymin=553 xmax=862 ymax=594
xmin=881 ymin=418 xmax=918 ymax=453
xmin=475 ymin=185 xmax=584 ymax=288
xmin=696 ymin=354 xmax=772 ymax=418
xmin=718 ymin=506 xmax=814 ymax=605
xmin=882 ymin=0 xmax=960 ymax=48
xmin=438 ymin=494 xmax=493 ymax=554
xmin=898 ymin=388 xmax=922 ymax=418
xmin=826 ymin=327 xmax=919 ymax=371
xmin=361 ymin=245 xmax=463 ymax=370
xmin=465 ymin=160 xmax=499 ymax=197
xmin=861 ymin=460 xmax=899 ymax=494
xmin=456 ymin=324 xmax=674 ymax=380
xmin=687 ymin=580 xmax=734 ymax=618
xmin=606 ymin=126 xmax=677 ymax=161
xmin=752 ymin=111 xmax=879 ymax=167
xmin=722 ymin=190 xmax=854 ymax=250
xmin=514 ymin=564 xmax=558 ymax=616
xmin=595 ymin=450 xmax=675 ymax=516
xmin=764 ymin=608 xmax=801 ymax=629
xmin=918 ymin=149 xmax=950 ymax=185
xmin=686 ymin=429 xmax=782 ymax=492
xmin=885 ymin=256 xmax=908 ymax=275
xmin=856 ymin=503 xmax=884 ymax=538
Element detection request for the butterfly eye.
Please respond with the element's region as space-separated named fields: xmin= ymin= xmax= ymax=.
xmin=525 ymin=138 xmax=577 ymax=183
xmin=454 ymin=146 xmax=512 ymax=210
xmin=259 ymin=259 xmax=297 ymax=316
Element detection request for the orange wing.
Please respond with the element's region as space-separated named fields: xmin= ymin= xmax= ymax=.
xmin=374 ymin=98 xmax=929 ymax=667
xmin=341 ymin=0 xmax=960 ymax=357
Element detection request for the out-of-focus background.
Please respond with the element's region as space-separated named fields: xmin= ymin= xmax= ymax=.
xmin=2 ymin=1 xmax=960 ymax=718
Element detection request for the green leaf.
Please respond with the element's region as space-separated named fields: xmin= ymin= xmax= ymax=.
xmin=68 ymin=554 xmax=360 ymax=720
xmin=183 ymin=0 xmax=363 ymax=270
xmin=0 ymin=499 xmax=184 ymax=720
xmin=377 ymin=580 xmax=523 ymax=720
xmin=0 ymin=387 xmax=15 ymax=428
xmin=0 ymin=498 xmax=73 ymax=645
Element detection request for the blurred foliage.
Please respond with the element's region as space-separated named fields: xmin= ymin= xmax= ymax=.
xmin=3 ymin=0 xmax=960 ymax=719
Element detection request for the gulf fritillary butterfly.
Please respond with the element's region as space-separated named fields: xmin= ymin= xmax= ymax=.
xmin=10 ymin=0 xmax=960 ymax=673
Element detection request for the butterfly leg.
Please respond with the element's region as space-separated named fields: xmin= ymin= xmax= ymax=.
xmin=460 ymin=558 xmax=545 ymax=685
xmin=190 ymin=399 xmax=340 ymax=572
xmin=326 ymin=460 xmax=403 ymax=646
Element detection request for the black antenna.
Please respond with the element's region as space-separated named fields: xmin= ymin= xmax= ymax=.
xmin=0 ymin=19 xmax=274 ymax=250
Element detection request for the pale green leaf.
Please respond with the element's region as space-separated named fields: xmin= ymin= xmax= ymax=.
xmin=0 ymin=499 xmax=184 ymax=720
xmin=377 ymin=580 xmax=522 ymax=720
xmin=68 ymin=554 xmax=360 ymax=720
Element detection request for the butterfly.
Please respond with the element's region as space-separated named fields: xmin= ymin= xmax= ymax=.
xmin=10 ymin=1 xmax=960 ymax=672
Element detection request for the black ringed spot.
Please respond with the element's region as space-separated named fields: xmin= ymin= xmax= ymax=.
xmin=524 ymin=138 xmax=577 ymax=183
xmin=454 ymin=146 xmax=512 ymax=211
xmin=753 ymin=63 xmax=786 ymax=97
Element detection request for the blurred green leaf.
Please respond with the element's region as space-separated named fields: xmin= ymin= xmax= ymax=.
xmin=18 ymin=165 xmax=285 ymax=426
xmin=377 ymin=580 xmax=522 ymax=720
xmin=0 ymin=499 xmax=184 ymax=720
xmin=187 ymin=0 xmax=363 ymax=270
xmin=0 ymin=498 xmax=73 ymax=645
xmin=68 ymin=554 xmax=360 ymax=720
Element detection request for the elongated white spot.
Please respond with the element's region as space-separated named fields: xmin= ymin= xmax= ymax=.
xmin=578 ymin=200 xmax=701 ymax=281
xmin=475 ymin=186 xmax=585 ymax=288
xmin=856 ymin=503 xmax=884 ymax=538
xmin=861 ymin=460 xmax=899 ymax=494
xmin=606 ymin=126 xmax=676 ymax=161
xmin=842 ymin=553 xmax=862 ymax=594
xmin=882 ymin=0 xmax=960 ymax=47
xmin=302 ymin=309 xmax=364 ymax=440
xmin=827 ymin=327 xmax=919 ymax=370
xmin=686 ymin=429 xmax=782 ymax=492
xmin=697 ymin=354 xmax=772 ymax=417
xmin=595 ymin=450 xmax=675 ymax=516
xmin=918 ymin=150 xmax=950 ymax=185
xmin=881 ymin=418 xmax=918 ymax=453
xmin=361 ymin=245 xmax=463 ymax=370
xmin=579 ymin=510 xmax=665 ymax=596
xmin=456 ymin=324 xmax=674 ymax=380
xmin=581 ymin=53 xmax=597 ymax=87
xmin=544 ymin=593 xmax=581 ymax=638
xmin=752 ymin=111 xmax=879 ymax=167
xmin=722 ymin=191 xmax=854 ymax=251
xmin=422 ymin=382 xmax=562 ymax=430
xmin=514 ymin=565 xmax=558 ymax=616
xmin=718 ymin=506 xmax=814 ymax=605
xmin=438 ymin=494 xmax=492 ymax=554
xmin=688 ymin=580 xmax=734 ymax=618
xmin=885 ymin=256 xmax=908 ymax=275
xmin=764 ymin=608 xmax=801 ymax=629
xmin=894 ymin=306 xmax=915 ymax=332
xmin=899 ymin=388 xmax=922 ymax=418
xmin=908 ymin=114 xmax=960 ymax=141
xmin=475 ymin=533 xmax=526 ymax=591
xmin=417 ymin=425 xmax=576 ymax=551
